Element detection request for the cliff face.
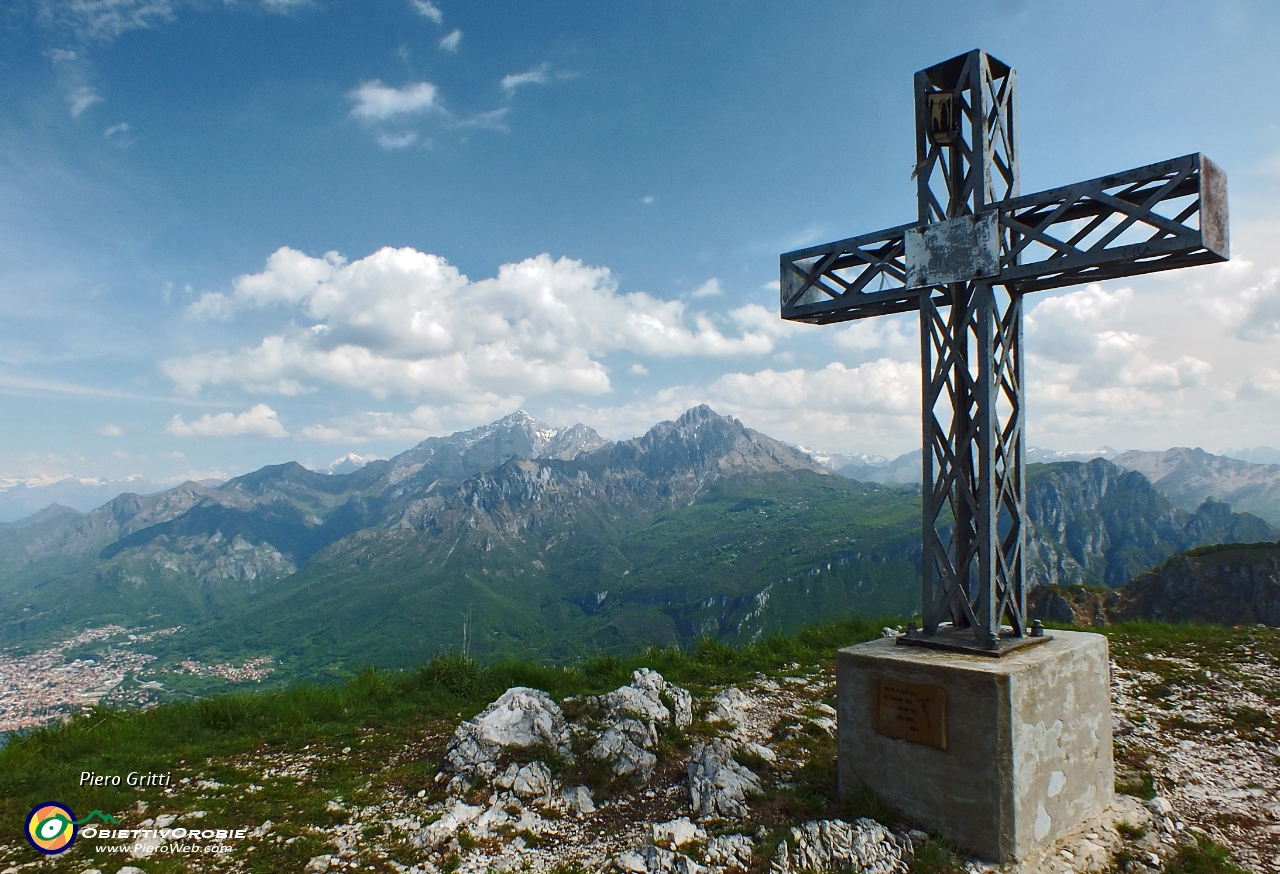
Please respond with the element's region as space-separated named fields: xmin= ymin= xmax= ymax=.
xmin=1028 ymin=543 xmax=1280 ymax=627
xmin=1109 ymin=544 xmax=1280 ymax=626
xmin=1024 ymin=460 xmax=1275 ymax=589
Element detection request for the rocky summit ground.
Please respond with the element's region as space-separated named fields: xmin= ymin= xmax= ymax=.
xmin=0 ymin=623 xmax=1276 ymax=874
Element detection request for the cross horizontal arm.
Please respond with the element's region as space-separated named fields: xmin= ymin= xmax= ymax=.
xmin=780 ymin=153 xmax=1227 ymax=324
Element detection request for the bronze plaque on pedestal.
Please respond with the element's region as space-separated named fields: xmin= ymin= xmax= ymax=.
xmin=875 ymin=679 xmax=947 ymax=750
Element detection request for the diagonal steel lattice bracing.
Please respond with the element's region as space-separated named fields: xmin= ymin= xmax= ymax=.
xmin=779 ymin=49 xmax=1228 ymax=653
xmin=780 ymin=153 xmax=1226 ymax=325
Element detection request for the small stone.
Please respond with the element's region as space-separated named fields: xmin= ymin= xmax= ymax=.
xmin=563 ymin=784 xmax=596 ymax=815
xmin=305 ymin=855 xmax=334 ymax=872
xmin=1146 ymin=797 xmax=1173 ymax=817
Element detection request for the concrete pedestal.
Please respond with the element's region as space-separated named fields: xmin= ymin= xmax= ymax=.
xmin=836 ymin=630 xmax=1113 ymax=862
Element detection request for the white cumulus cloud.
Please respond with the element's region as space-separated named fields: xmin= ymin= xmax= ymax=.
xmin=1027 ymin=284 xmax=1209 ymax=392
xmin=349 ymin=80 xmax=441 ymax=121
xmin=165 ymin=404 xmax=288 ymax=438
xmin=691 ymin=278 xmax=722 ymax=298
xmin=166 ymin=247 xmax=781 ymax=403
xmin=299 ymin=401 xmax=515 ymax=444
xmin=541 ymin=358 xmax=921 ymax=455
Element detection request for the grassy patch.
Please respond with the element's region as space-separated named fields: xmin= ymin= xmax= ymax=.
xmin=908 ymin=836 xmax=964 ymax=874
xmin=1115 ymin=770 xmax=1157 ymax=800
xmin=1164 ymin=836 xmax=1249 ymax=874
xmin=1115 ymin=820 xmax=1147 ymax=840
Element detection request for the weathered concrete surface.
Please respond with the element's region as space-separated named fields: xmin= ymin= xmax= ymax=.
xmin=836 ymin=630 xmax=1113 ymax=862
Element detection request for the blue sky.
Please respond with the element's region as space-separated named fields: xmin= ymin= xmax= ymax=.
xmin=2 ymin=0 xmax=1279 ymax=517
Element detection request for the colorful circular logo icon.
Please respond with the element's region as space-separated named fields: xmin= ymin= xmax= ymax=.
xmin=25 ymin=802 xmax=77 ymax=855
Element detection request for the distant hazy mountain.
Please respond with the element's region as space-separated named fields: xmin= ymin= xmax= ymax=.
xmin=0 ymin=476 xmax=171 ymax=523
xmin=794 ymin=447 xmax=886 ymax=472
xmin=325 ymin=453 xmax=380 ymax=475
xmin=1222 ymin=446 xmax=1280 ymax=465
xmin=1026 ymin=446 xmax=1119 ymax=464
xmin=837 ymin=450 xmax=921 ymax=484
xmin=1111 ymin=447 xmax=1280 ymax=526
xmin=833 ymin=446 xmax=1119 ymax=485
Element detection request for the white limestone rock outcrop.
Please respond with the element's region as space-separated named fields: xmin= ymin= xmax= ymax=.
xmin=707 ymin=686 xmax=754 ymax=727
xmin=444 ymin=686 xmax=572 ymax=784
xmin=494 ymin=760 xmax=554 ymax=802
xmin=651 ymin=816 xmax=706 ymax=850
xmin=705 ymin=833 xmax=755 ymax=870
xmin=639 ymin=844 xmax=707 ymax=873
xmin=768 ymin=818 xmax=910 ymax=874
xmin=579 ymin=669 xmax=693 ymax=785
xmin=687 ymin=739 xmax=763 ymax=821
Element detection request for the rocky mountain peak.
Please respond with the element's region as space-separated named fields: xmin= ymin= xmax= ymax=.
xmin=612 ymin=406 xmax=828 ymax=480
xmin=378 ymin=412 xmax=609 ymax=489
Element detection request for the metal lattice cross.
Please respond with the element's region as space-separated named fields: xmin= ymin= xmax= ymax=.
xmin=780 ymin=50 xmax=1228 ymax=654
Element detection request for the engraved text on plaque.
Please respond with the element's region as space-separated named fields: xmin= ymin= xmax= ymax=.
xmin=875 ymin=679 xmax=947 ymax=750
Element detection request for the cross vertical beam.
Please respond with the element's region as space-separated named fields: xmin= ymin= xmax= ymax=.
xmin=916 ymin=51 xmax=1024 ymax=648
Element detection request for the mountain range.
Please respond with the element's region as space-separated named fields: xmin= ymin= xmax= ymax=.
xmin=1 ymin=407 xmax=1275 ymax=679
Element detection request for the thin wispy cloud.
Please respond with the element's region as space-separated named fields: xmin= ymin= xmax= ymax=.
xmin=47 ymin=48 xmax=102 ymax=118
xmin=103 ymin=121 xmax=132 ymax=147
xmin=348 ymin=80 xmax=441 ymax=121
xmin=453 ymin=108 xmax=508 ymax=131
xmin=0 ymin=370 xmax=216 ymax=406
xmin=439 ymin=28 xmax=461 ymax=52
xmin=261 ymin=0 xmax=311 ymax=11
xmin=37 ymin=0 xmax=177 ymax=42
xmin=376 ymin=131 xmax=419 ymax=149
xmin=410 ymin=0 xmax=443 ymax=23
xmin=502 ymin=63 xmax=550 ymax=93
xmin=68 ymin=87 xmax=103 ymax=118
